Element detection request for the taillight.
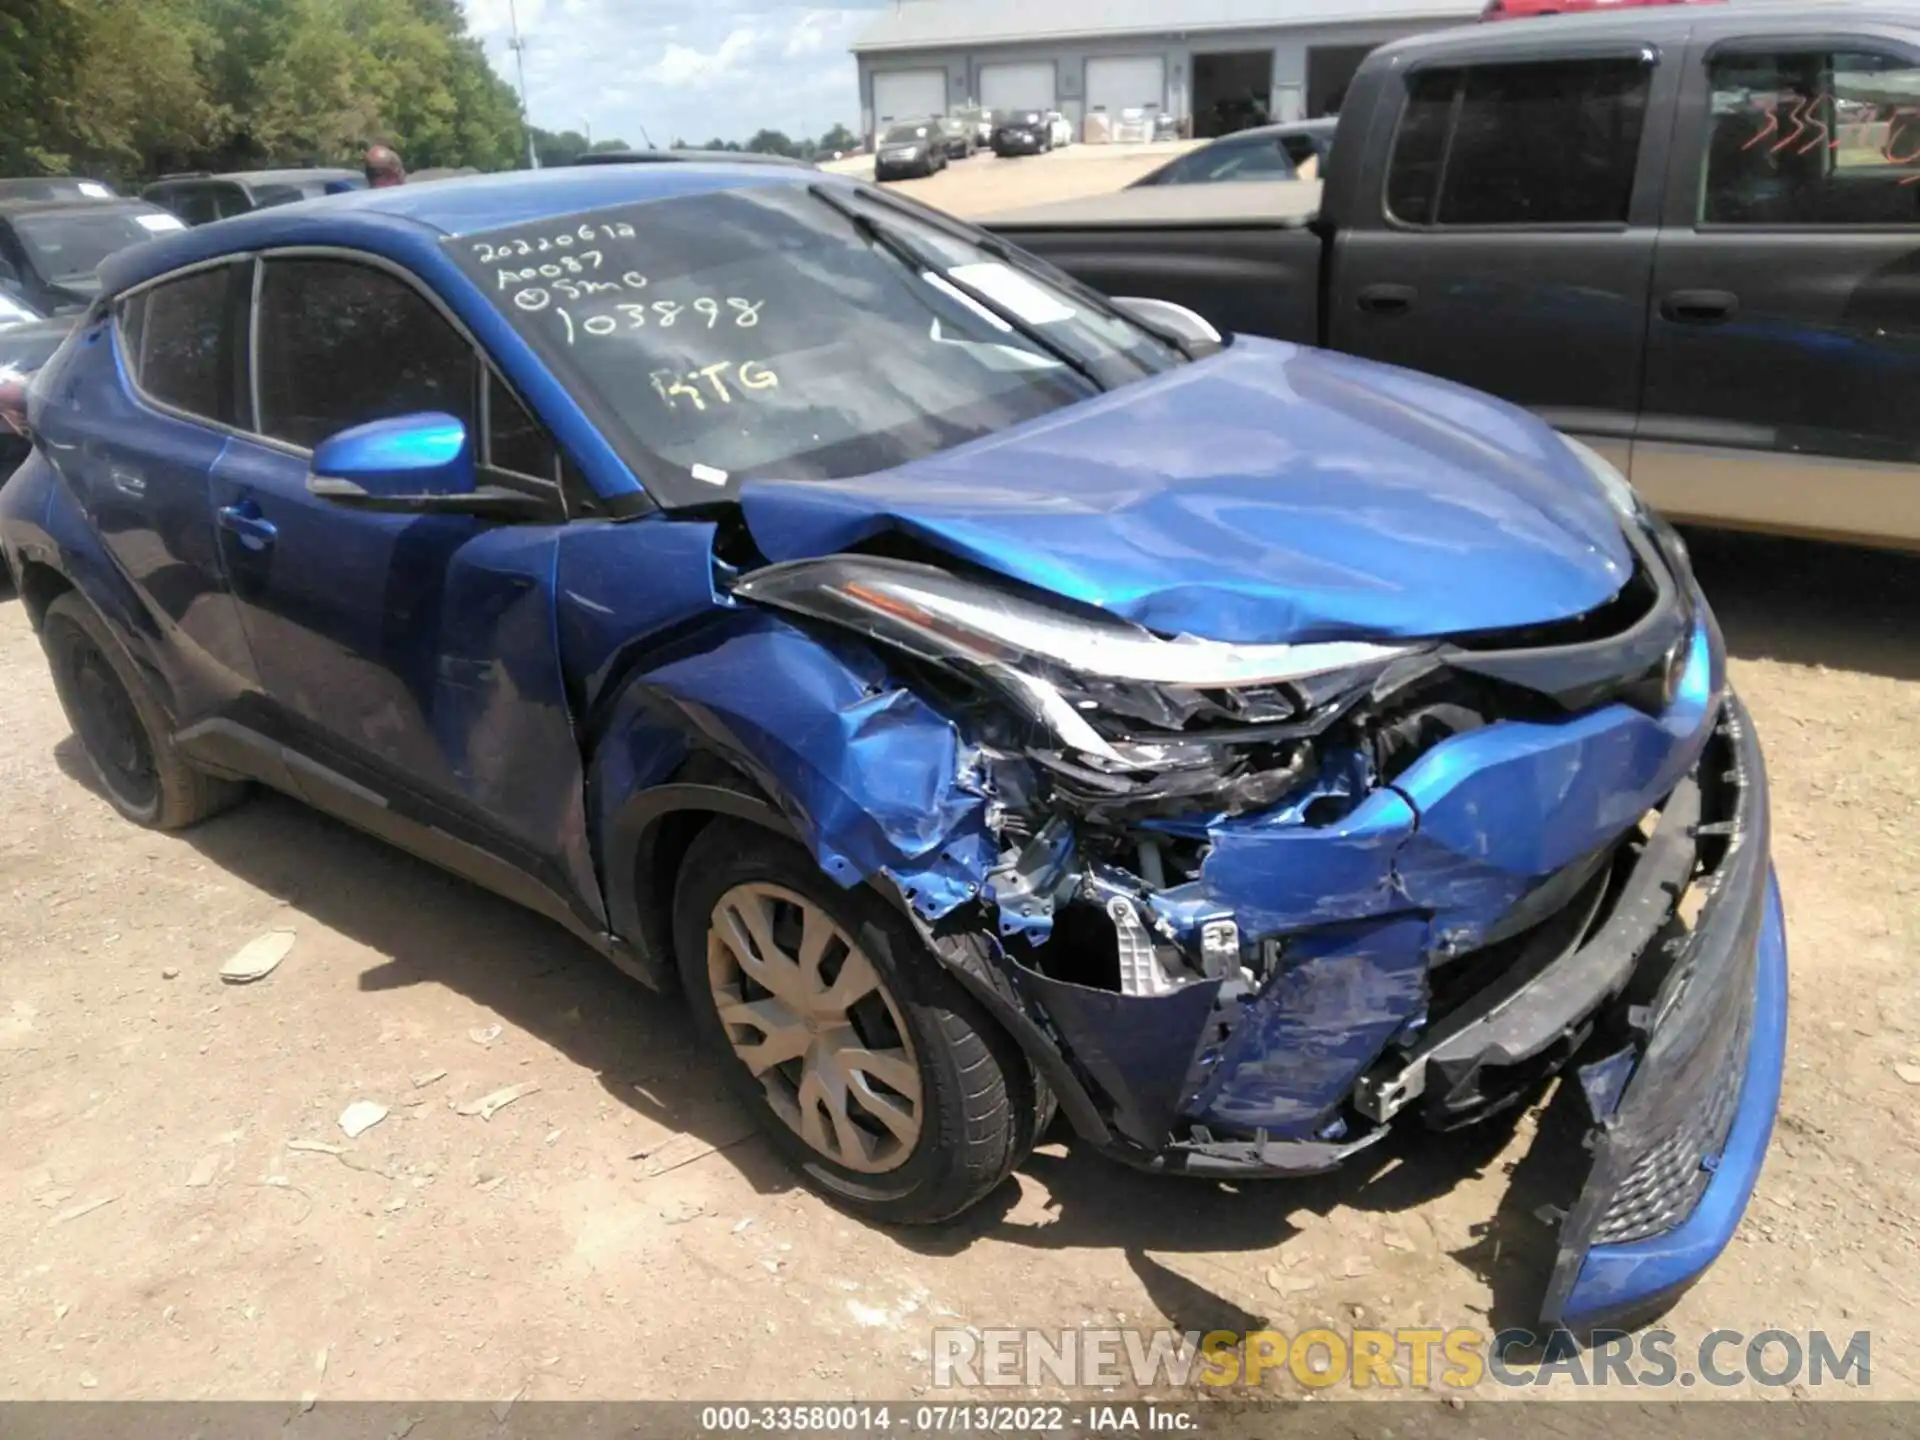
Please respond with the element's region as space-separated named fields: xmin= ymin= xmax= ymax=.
xmin=0 ymin=366 xmax=32 ymax=438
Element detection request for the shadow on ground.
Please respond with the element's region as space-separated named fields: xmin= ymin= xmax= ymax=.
xmin=1684 ymin=527 xmax=1920 ymax=683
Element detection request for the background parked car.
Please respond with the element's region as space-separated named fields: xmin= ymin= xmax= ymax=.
xmin=874 ymin=121 xmax=948 ymax=180
xmin=991 ymin=109 xmax=1052 ymax=156
xmin=934 ymin=115 xmax=976 ymax=159
xmin=0 ymin=197 xmax=185 ymax=315
xmin=0 ymin=177 xmax=120 ymax=202
xmin=141 ymin=168 xmax=366 ymax=226
xmin=1130 ymin=118 xmax=1337 ymax=187
xmin=955 ymin=106 xmax=994 ymax=149
xmin=0 ymin=290 xmax=66 ymax=495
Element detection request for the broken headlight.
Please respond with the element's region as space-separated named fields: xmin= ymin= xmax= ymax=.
xmin=731 ymin=555 xmax=1414 ymax=766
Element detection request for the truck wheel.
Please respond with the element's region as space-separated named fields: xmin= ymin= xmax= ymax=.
xmin=41 ymin=592 xmax=245 ymax=829
xmin=673 ymin=820 xmax=1039 ymax=1224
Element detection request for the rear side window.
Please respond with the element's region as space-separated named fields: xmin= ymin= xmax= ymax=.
xmin=119 ymin=266 xmax=233 ymax=422
xmin=1703 ymin=49 xmax=1920 ymax=226
xmin=1387 ymin=57 xmax=1653 ymax=226
xmin=254 ymin=257 xmax=477 ymax=450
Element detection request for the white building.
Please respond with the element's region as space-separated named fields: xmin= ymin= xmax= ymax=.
xmin=853 ymin=0 xmax=1486 ymax=140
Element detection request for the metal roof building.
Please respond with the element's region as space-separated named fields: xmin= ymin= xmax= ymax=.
xmin=852 ymin=0 xmax=1485 ymax=140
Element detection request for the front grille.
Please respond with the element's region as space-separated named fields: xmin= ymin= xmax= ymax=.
xmin=1590 ymin=1002 xmax=1750 ymax=1245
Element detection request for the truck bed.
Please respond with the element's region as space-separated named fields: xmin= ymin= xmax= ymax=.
xmin=983 ymin=180 xmax=1326 ymax=347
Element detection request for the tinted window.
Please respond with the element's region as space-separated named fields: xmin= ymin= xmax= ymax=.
xmin=447 ymin=188 xmax=1179 ymax=507
xmin=254 ymin=258 xmax=476 ymax=450
xmin=122 ymin=266 xmax=232 ymax=421
xmin=883 ymin=124 xmax=932 ymax=143
xmin=1703 ymin=50 xmax=1920 ymax=226
xmin=1387 ymin=58 xmax=1651 ymax=226
xmin=488 ymin=370 xmax=556 ymax=479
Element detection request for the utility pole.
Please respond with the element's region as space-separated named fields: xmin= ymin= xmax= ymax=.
xmin=508 ymin=0 xmax=539 ymax=168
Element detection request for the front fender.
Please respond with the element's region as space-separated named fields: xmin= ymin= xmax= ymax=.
xmin=587 ymin=609 xmax=1000 ymax=977
xmin=594 ymin=610 xmax=997 ymax=906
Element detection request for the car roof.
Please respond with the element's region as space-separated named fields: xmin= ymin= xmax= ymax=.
xmin=149 ymin=167 xmax=363 ymax=188
xmin=570 ymin=148 xmax=812 ymax=169
xmin=96 ymin=163 xmax=816 ymax=294
xmin=0 ymin=195 xmax=163 ymax=220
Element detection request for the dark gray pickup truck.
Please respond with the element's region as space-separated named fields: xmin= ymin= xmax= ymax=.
xmin=986 ymin=3 xmax=1920 ymax=551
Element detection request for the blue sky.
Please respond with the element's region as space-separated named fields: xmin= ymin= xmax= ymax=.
xmin=458 ymin=2 xmax=890 ymax=147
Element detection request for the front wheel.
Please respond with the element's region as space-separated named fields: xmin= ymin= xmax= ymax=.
xmin=674 ymin=820 xmax=1041 ymax=1224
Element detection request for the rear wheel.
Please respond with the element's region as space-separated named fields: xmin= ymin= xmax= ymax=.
xmin=674 ymin=821 xmax=1040 ymax=1224
xmin=41 ymin=592 xmax=245 ymax=829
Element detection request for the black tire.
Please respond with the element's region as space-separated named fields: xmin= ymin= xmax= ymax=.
xmin=673 ymin=820 xmax=1040 ymax=1225
xmin=41 ymin=591 xmax=245 ymax=829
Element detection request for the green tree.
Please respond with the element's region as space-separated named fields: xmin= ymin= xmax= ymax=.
xmin=0 ymin=0 xmax=87 ymax=175
xmin=743 ymin=128 xmax=797 ymax=158
xmin=816 ymin=123 xmax=858 ymax=155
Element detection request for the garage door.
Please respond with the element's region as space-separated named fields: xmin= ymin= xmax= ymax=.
xmin=873 ymin=68 xmax=948 ymax=125
xmin=979 ymin=61 xmax=1056 ymax=113
xmin=1085 ymin=56 xmax=1167 ymax=117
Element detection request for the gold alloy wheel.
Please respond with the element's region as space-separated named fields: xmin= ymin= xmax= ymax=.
xmin=706 ymin=882 xmax=923 ymax=1173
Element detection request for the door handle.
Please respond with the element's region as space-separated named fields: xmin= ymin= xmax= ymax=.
xmin=1356 ymin=283 xmax=1417 ymax=316
xmin=1661 ymin=289 xmax=1739 ymax=325
xmin=217 ymin=501 xmax=278 ymax=552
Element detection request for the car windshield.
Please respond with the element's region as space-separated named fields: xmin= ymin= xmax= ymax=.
xmin=448 ymin=185 xmax=1182 ymax=507
xmin=11 ymin=206 xmax=181 ymax=282
xmin=999 ymin=111 xmax=1043 ymax=127
xmin=0 ymin=177 xmax=116 ymax=202
xmin=882 ymin=124 xmax=931 ymax=143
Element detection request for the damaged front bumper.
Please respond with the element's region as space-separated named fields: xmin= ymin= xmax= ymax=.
xmin=992 ymin=679 xmax=1782 ymax=1327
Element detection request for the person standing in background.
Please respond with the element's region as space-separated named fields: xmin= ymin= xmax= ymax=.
xmin=364 ymin=145 xmax=407 ymax=187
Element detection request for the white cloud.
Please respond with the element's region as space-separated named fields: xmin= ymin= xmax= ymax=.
xmin=459 ymin=1 xmax=884 ymax=146
xmin=643 ymin=27 xmax=759 ymax=89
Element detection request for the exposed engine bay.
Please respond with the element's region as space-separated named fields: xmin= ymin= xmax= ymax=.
xmin=722 ymin=497 xmax=1720 ymax=1174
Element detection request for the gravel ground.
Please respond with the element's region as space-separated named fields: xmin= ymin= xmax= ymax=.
xmin=0 ymin=153 xmax=1916 ymax=1407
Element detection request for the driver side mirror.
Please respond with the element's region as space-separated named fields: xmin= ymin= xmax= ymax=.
xmin=1111 ymin=296 xmax=1225 ymax=357
xmin=307 ymin=411 xmax=550 ymax=521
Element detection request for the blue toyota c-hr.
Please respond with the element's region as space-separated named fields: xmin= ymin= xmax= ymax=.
xmin=0 ymin=165 xmax=1786 ymax=1330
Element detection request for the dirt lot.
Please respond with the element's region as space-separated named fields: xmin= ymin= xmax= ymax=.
xmin=2 ymin=151 xmax=1918 ymax=1407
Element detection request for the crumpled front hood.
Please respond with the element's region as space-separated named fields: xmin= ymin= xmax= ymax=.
xmin=738 ymin=338 xmax=1634 ymax=644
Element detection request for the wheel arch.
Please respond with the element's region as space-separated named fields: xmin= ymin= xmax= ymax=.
xmin=601 ymin=775 xmax=806 ymax=992
xmin=15 ymin=557 xmax=74 ymax=633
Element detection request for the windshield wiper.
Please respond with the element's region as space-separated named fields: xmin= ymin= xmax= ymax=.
xmin=806 ymin=182 xmax=1108 ymax=393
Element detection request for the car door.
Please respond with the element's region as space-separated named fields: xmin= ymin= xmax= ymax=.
xmin=1330 ymin=41 xmax=1681 ymax=468
xmin=1633 ymin=26 xmax=1920 ymax=546
xmin=85 ymin=260 xmax=261 ymax=715
xmin=205 ymin=249 xmax=606 ymax=930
